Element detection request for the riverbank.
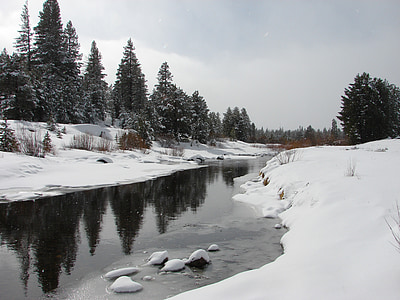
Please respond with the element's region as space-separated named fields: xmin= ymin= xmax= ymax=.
xmin=0 ymin=120 xmax=271 ymax=201
xmin=171 ymin=139 xmax=400 ymax=300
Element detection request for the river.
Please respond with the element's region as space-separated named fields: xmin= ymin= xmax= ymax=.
xmin=0 ymin=157 xmax=283 ymax=299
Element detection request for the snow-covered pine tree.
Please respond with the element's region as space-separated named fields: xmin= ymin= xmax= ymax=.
xmin=237 ymin=107 xmax=251 ymax=142
xmin=338 ymin=72 xmax=400 ymax=144
xmin=59 ymin=20 xmax=82 ymax=123
xmin=189 ymin=90 xmax=209 ymax=144
xmin=15 ymin=0 xmax=33 ymax=72
xmin=113 ymin=38 xmax=147 ymax=127
xmin=82 ymin=40 xmax=107 ymax=123
xmin=208 ymin=111 xmax=222 ymax=141
xmin=33 ymin=0 xmax=67 ymax=122
xmin=42 ymin=131 xmax=53 ymax=154
xmin=0 ymin=120 xmax=19 ymax=152
xmin=0 ymin=50 xmax=35 ymax=121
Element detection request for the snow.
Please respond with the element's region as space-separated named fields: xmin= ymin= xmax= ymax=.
xmin=170 ymin=139 xmax=400 ymax=300
xmin=207 ymin=244 xmax=220 ymax=252
xmin=146 ymin=250 xmax=169 ymax=265
xmin=104 ymin=267 xmax=140 ymax=280
xmin=160 ymin=259 xmax=185 ymax=272
xmin=0 ymin=121 xmax=270 ymax=201
xmin=185 ymin=249 xmax=210 ymax=264
xmin=108 ymin=276 xmax=143 ymax=293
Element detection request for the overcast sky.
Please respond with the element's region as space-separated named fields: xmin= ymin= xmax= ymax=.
xmin=1 ymin=0 xmax=400 ymax=130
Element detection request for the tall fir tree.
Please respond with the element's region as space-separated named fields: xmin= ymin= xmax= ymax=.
xmin=338 ymin=72 xmax=400 ymax=144
xmin=15 ymin=0 xmax=33 ymax=72
xmin=60 ymin=20 xmax=82 ymax=123
xmin=113 ymin=38 xmax=147 ymax=127
xmin=82 ymin=40 xmax=107 ymax=123
xmin=0 ymin=49 xmax=35 ymax=120
xmin=33 ymin=0 xmax=65 ymax=122
xmin=189 ymin=90 xmax=209 ymax=143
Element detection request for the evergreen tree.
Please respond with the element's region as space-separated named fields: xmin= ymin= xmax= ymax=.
xmin=33 ymin=0 xmax=65 ymax=121
xmin=42 ymin=131 xmax=53 ymax=154
xmin=189 ymin=90 xmax=209 ymax=143
xmin=0 ymin=120 xmax=19 ymax=152
xmin=150 ymin=62 xmax=175 ymax=137
xmin=208 ymin=111 xmax=222 ymax=141
xmin=113 ymin=38 xmax=147 ymax=127
xmin=82 ymin=41 xmax=107 ymax=123
xmin=222 ymin=107 xmax=234 ymax=138
xmin=0 ymin=50 xmax=35 ymax=120
xmin=237 ymin=108 xmax=251 ymax=142
xmin=338 ymin=72 xmax=400 ymax=144
xmin=15 ymin=0 xmax=33 ymax=72
xmin=59 ymin=20 xmax=82 ymax=123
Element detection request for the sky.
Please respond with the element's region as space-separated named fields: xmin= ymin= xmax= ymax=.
xmin=1 ymin=0 xmax=400 ymax=130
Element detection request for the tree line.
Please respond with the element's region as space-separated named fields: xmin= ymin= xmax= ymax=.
xmin=0 ymin=0 xmax=259 ymax=146
xmin=1 ymin=0 xmax=398 ymax=149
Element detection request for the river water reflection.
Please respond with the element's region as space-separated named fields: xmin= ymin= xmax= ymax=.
xmin=0 ymin=157 xmax=283 ymax=299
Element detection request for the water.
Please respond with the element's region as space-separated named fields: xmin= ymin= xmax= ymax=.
xmin=0 ymin=157 xmax=284 ymax=299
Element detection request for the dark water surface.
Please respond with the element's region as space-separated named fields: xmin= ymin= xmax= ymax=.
xmin=0 ymin=157 xmax=283 ymax=299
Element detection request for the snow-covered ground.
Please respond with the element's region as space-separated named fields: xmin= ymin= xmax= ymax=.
xmin=170 ymin=139 xmax=400 ymax=300
xmin=0 ymin=120 xmax=270 ymax=201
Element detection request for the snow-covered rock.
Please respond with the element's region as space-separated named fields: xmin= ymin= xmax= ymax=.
xmin=207 ymin=244 xmax=220 ymax=252
xmin=274 ymin=224 xmax=282 ymax=229
xmin=160 ymin=259 xmax=185 ymax=272
xmin=146 ymin=250 xmax=168 ymax=265
xmin=185 ymin=249 xmax=210 ymax=268
xmin=187 ymin=154 xmax=205 ymax=163
xmin=109 ymin=276 xmax=143 ymax=293
xmin=96 ymin=157 xmax=113 ymax=163
xmin=104 ymin=267 xmax=140 ymax=279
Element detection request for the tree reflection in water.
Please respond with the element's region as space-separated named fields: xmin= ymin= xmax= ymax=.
xmin=0 ymin=160 xmax=251 ymax=295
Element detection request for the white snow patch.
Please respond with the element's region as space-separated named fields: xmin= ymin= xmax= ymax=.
xmin=104 ymin=267 xmax=140 ymax=279
xmin=170 ymin=139 xmax=400 ymax=300
xmin=160 ymin=259 xmax=185 ymax=272
xmin=109 ymin=276 xmax=143 ymax=293
xmin=146 ymin=250 xmax=168 ymax=265
xmin=185 ymin=249 xmax=210 ymax=264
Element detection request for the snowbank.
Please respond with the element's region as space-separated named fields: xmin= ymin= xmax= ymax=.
xmin=0 ymin=121 xmax=271 ymax=201
xmin=170 ymin=139 xmax=400 ymax=300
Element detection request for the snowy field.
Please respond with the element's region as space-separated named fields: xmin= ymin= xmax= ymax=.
xmin=171 ymin=139 xmax=400 ymax=300
xmin=0 ymin=120 xmax=270 ymax=201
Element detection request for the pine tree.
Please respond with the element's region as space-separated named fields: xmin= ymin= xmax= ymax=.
xmin=59 ymin=20 xmax=82 ymax=123
xmin=113 ymin=38 xmax=147 ymax=127
xmin=15 ymin=0 xmax=33 ymax=72
xmin=237 ymin=108 xmax=251 ymax=142
xmin=150 ymin=61 xmax=175 ymax=137
xmin=189 ymin=90 xmax=209 ymax=143
xmin=0 ymin=50 xmax=35 ymax=120
xmin=0 ymin=120 xmax=19 ymax=152
xmin=42 ymin=131 xmax=53 ymax=153
xmin=82 ymin=40 xmax=107 ymax=123
xmin=338 ymin=72 xmax=400 ymax=144
xmin=208 ymin=111 xmax=222 ymax=141
xmin=33 ymin=0 xmax=66 ymax=122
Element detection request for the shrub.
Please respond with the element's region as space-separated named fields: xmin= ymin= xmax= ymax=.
xmin=96 ymin=137 xmax=114 ymax=152
xmin=18 ymin=128 xmax=44 ymax=157
xmin=69 ymin=133 xmax=95 ymax=151
xmin=117 ymin=131 xmax=149 ymax=151
xmin=276 ymin=149 xmax=301 ymax=165
xmin=345 ymin=158 xmax=356 ymax=177
xmin=387 ymin=203 xmax=400 ymax=252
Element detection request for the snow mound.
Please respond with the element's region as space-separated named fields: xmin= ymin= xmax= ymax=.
xmin=146 ymin=250 xmax=169 ymax=265
xmin=104 ymin=267 xmax=140 ymax=279
xmin=185 ymin=249 xmax=210 ymax=268
xmin=109 ymin=276 xmax=143 ymax=293
xmin=207 ymin=244 xmax=220 ymax=252
xmin=160 ymin=259 xmax=185 ymax=272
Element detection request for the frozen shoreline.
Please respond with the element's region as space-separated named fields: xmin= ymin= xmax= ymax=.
xmin=170 ymin=139 xmax=400 ymax=300
xmin=0 ymin=121 xmax=271 ymax=201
